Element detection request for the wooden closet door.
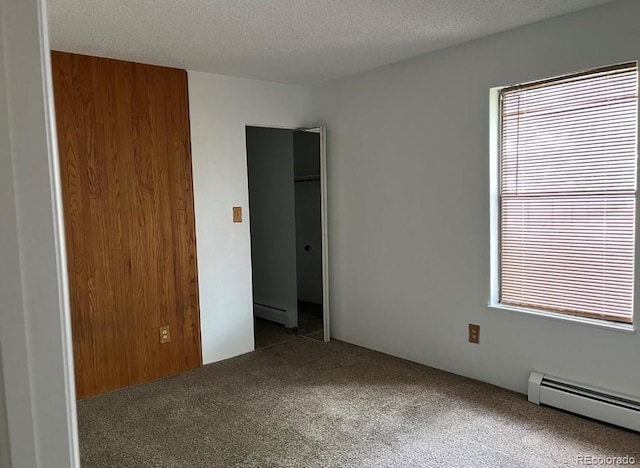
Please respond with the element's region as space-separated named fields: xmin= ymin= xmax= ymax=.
xmin=51 ymin=51 xmax=202 ymax=398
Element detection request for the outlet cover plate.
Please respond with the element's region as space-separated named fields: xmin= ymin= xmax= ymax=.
xmin=469 ymin=324 xmax=480 ymax=344
xmin=159 ymin=326 xmax=171 ymax=344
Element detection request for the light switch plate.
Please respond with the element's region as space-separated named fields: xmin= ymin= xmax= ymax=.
xmin=233 ymin=206 xmax=242 ymax=223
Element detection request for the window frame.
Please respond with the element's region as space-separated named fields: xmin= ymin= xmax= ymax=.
xmin=488 ymin=63 xmax=639 ymax=332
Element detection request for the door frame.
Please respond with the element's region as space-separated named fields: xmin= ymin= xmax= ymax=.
xmin=246 ymin=124 xmax=330 ymax=342
xmin=318 ymin=127 xmax=330 ymax=342
xmin=0 ymin=0 xmax=79 ymax=466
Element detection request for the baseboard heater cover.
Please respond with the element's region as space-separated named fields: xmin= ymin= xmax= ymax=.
xmin=528 ymin=372 xmax=640 ymax=432
xmin=253 ymin=302 xmax=289 ymax=327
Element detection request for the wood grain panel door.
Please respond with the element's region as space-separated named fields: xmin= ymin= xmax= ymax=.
xmin=51 ymin=51 xmax=202 ymax=398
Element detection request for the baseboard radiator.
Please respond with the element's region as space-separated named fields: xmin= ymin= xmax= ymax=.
xmin=253 ymin=302 xmax=289 ymax=327
xmin=528 ymin=372 xmax=640 ymax=432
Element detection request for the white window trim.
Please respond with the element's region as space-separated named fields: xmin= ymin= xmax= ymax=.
xmin=489 ymin=87 xmax=501 ymax=309
xmin=488 ymin=82 xmax=638 ymax=334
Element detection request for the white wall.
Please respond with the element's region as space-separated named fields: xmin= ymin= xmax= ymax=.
xmin=312 ymin=0 xmax=640 ymax=396
xmin=188 ymin=72 xmax=312 ymax=364
xmin=0 ymin=0 xmax=78 ymax=466
xmin=246 ymin=127 xmax=298 ymax=328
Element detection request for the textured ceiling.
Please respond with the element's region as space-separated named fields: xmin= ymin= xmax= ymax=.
xmin=48 ymin=0 xmax=618 ymax=85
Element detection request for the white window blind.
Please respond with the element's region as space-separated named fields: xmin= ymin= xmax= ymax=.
xmin=499 ymin=63 xmax=638 ymax=323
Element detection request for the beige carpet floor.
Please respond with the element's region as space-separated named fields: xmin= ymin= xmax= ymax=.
xmin=296 ymin=301 xmax=324 ymax=338
xmin=78 ymin=338 xmax=640 ymax=467
xmin=254 ymin=302 xmax=324 ymax=349
xmin=253 ymin=318 xmax=297 ymax=349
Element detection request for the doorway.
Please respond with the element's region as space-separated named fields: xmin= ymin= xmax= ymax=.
xmin=245 ymin=126 xmax=329 ymax=348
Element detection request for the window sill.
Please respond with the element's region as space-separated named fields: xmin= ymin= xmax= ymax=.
xmin=488 ymin=303 xmax=636 ymax=334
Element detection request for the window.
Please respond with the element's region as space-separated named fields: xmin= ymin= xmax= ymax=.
xmin=495 ymin=63 xmax=638 ymax=324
